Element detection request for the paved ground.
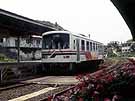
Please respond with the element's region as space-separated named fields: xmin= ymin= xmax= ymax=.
xmin=22 ymin=76 xmax=79 ymax=85
xmin=8 ymin=87 xmax=56 ymax=101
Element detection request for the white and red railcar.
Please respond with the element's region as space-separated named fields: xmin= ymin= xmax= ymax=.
xmin=42 ymin=31 xmax=104 ymax=64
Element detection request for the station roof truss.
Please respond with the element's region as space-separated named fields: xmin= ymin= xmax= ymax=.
xmin=111 ymin=0 xmax=135 ymax=40
xmin=0 ymin=9 xmax=57 ymax=37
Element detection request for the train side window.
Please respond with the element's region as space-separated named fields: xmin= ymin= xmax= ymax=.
xmin=0 ymin=38 xmax=3 ymax=43
xmin=96 ymin=44 xmax=98 ymax=50
xmin=81 ymin=40 xmax=85 ymax=50
xmin=93 ymin=43 xmax=95 ymax=51
xmin=73 ymin=40 xmax=76 ymax=49
xmin=86 ymin=41 xmax=89 ymax=51
xmin=90 ymin=42 xmax=92 ymax=51
xmin=97 ymin=44 xmax=99 ymax=51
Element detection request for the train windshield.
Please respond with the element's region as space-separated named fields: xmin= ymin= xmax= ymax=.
xmin=42 ymin=33 xmax=69 ymax=49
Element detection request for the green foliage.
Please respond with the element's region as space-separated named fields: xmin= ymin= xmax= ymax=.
xmin=107 ymin=52 xmax=117 ymax=57
xmin=0 ymin=53 xmax=16 ymax=62
xmin=119 ymin=52 xmax=135 ymax=57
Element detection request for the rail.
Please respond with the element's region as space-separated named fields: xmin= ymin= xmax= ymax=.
xmin=40 ymin=85 xmax=76 ymax=101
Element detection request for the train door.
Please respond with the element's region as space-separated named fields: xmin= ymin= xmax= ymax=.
xmin=76 ymin=39 xmax=80 ymax=62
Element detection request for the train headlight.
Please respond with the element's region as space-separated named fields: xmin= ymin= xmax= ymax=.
xmin=42 ymin=54 xmax=48 ymax=59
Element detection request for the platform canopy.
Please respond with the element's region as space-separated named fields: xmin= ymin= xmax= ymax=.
xmin=111 ymin=0 xmax=135 ymax=40
xmin=0 ymin=9 xmax=57 ymax=37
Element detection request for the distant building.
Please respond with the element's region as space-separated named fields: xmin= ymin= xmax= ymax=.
xmin=0 ymin=36 xmax=42 ymax=60
xmin=121 ymin=42 xmax=135 ymax=53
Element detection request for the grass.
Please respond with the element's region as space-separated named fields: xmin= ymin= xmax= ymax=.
xmin=0 ymin=53 xmax=16 ymax=62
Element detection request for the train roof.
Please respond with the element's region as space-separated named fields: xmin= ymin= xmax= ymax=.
xmin=32 ymin=35 xmax=42 ymax=38
xmin=42 ymin=31 xmax=103 ymax=45
xmin=72 ymin=33 xmax=103 ymax=45
xmin=42 ymin=31 xmax=71 ymax=36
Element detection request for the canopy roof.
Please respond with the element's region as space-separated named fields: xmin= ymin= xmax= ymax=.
xmin=111 ymin=0 xmax=135 ymax=40
xmin=0 ymin=9 xmax=57 ymax=37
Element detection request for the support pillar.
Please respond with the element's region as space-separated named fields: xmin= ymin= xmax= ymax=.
xmin=17 ymin=36 xmax=20 ymax=63
xmin=69 ymin=63 xmax=73 ymax=71
xmin=0 ymin=68 xmax=3 ymax=83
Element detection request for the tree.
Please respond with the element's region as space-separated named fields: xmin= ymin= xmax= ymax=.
xmin=107 ymin=41 xmax=121 ymax=52
xmin=130 ymin=43 xmax=135 ymax=52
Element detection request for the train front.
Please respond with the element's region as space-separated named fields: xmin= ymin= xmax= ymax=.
xmin=42 ymin=31 xmax=71 ymax=63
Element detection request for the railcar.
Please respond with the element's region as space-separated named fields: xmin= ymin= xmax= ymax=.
xmin=42 ymin=31 xmax=104 ymax=72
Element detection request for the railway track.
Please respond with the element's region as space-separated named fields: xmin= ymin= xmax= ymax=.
xmin=0 ymin=76 xmax=78 ymax=101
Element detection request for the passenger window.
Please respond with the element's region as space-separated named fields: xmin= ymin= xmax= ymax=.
xmin=86 ymin=41 xmax=89 ymax=51
xmin=93 ymin=43 xmax=95 ymax=51
xmin=90 ymin=42 xmax=92 ymax=51
xmin=96 ymin=44 xmax=98 ymax=50
xmin=81 ymin=40 xmax=85 ymax=50
xmin=73 ymin=40 xmax=76 ymax=49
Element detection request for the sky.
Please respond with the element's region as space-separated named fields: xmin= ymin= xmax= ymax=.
xmin=0 ymin=0 xmax=132 ymax=44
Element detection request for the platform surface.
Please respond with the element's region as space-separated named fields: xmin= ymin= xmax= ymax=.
xmin=23 ymin=76 xmax=79 ymax=85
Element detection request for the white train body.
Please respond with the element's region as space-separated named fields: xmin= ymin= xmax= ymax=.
xmin=42 ymin=31 xmax=104 ymax=63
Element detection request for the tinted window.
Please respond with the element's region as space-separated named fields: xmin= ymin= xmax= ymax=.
xmin=93 ymin=43 xmax=95 ymax=51
xmin=43 ymin=33 xmax=69 ymax=49
xmin=90 ymin=42 xmax=92 ymax=51
xmin=86 ymin=41 xmax=89 ymax=51
xmin=81 ymin=40 xmax=85 ymax=50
